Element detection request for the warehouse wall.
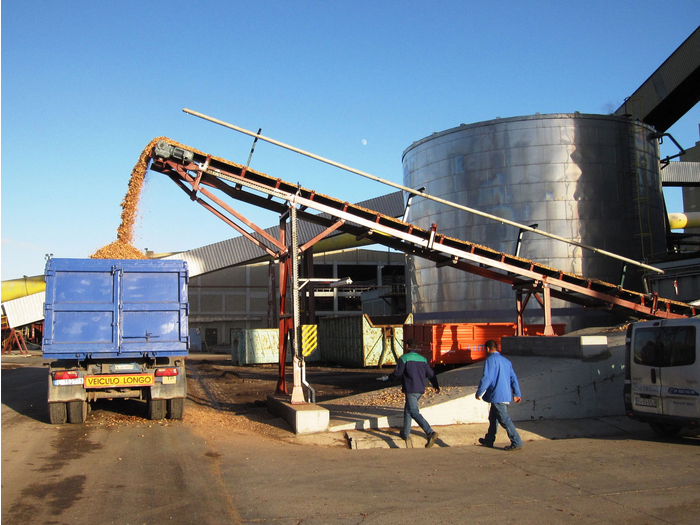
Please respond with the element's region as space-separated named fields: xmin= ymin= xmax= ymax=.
xmin=187 ymin=248 xmax=406 ymax=352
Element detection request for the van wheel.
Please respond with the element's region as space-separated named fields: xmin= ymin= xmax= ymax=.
xmin=49 ymin=402 xmax=67 ymax=424
xmin=148 ymin=398 xmax=166 ymax=420
xmin=649 ymin=422 xmax=682 ymax=436
xmin=167 ymin=398 xmax=185 ymax=419
xmin=67 ymin=400 xmax=88 ymax=423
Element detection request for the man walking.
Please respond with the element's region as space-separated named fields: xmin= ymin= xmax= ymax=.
xmin=475 ymin=339 xmax=523 ymax=451
xmin=387 ymin=338 xmax=440 ymax=448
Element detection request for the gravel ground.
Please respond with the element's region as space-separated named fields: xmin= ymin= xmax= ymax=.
xmin=181 ymin=358 xmax=405 ymax=442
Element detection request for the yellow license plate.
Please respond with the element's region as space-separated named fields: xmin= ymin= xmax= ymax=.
xmin=84 ymin=374 xmax=154 ymax=388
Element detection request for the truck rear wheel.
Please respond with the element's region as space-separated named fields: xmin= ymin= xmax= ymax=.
xmin=49 ymin=402 xmax=67 ymax=424
xmin=148 ymin=398 xmax=166 ymax=420
xmin=67 ymin=400 xmax=88 ymax=424
xmin=167 ymin=398 xmax=185 ymax=419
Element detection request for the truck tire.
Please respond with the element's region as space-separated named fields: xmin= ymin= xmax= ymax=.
xmin=167 ymin=397 xmax=185 ymax=419
xmin=148 ymin=398 xmax=166 ymax=420
xmin=49 ymin=402 xmax=67 ymax=424
xmin=67 ymin=400 xmax=88 ymax=424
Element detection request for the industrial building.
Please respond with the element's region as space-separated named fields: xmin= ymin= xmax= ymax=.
xmin=177 ymin=28 xmax=700 ymax=348
xmin=186 ymin=248 xmax=406 ymax=351
xmin=2 ymin=27 xmax=699 ymax=356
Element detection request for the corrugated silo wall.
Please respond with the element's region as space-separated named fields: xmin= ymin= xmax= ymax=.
xmin=402 ymin=113 xmax=666 ymax=330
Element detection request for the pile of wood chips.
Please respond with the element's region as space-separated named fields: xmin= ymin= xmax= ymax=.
xmin=91 ymin=240 xmax=148 ymax=260
xmin=601 ymin=323 xmax=632 ymax=333
xmin=358 ymin=388 xmax=404 ymax=407
xmin=352 ymin=386 xmax=456 ymax=407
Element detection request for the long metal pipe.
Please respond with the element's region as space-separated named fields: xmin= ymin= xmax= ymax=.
xmin=668 ymin=212 xmax=700 ymax=230
xmin=1 ymin=275 xmax=45 ymax=303
xmin=182 ymin=108 xmax=664 ymax=274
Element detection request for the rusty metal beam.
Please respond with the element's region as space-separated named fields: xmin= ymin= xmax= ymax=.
xmin=298 ymin=219 xmax=345 ymax=253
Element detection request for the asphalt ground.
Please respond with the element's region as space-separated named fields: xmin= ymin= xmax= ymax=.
xmin=0 ymin=349 xmax=685 ymax=449
xmin=4 ymin=349 xmax=700 ymax=524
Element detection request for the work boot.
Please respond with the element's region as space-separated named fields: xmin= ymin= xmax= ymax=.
xmin=478 ymin=438 xmax=494 ymax=447
xmin=504 ymin=445 xmax=523 ymax=452
xmin=425 ymin=432 xmax=439 ymax=448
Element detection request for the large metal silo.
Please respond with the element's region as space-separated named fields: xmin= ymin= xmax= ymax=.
xmin=402 ymin=113 xmax=666 ymax=329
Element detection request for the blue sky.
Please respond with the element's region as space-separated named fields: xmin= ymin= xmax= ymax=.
xmin=2 ymin=1 xmax=699 ymax=280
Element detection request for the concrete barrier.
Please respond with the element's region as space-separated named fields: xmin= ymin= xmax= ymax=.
xmin=323 ymin=331 xmax=627 ymax=433
xmin=423 ymin=335 xmax=625 ymax=425
xmin=502 ymin=335 xmax=610 ymax=360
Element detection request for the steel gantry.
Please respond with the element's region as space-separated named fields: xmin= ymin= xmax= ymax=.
xmin=148 ymin=137 xmax=695 ymax=399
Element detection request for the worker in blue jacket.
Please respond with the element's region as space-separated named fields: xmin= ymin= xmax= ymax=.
xmin=475 ymin=339 xmax=523 ymax=451
xmin=386 ymin=338 xmax=440 ymax=448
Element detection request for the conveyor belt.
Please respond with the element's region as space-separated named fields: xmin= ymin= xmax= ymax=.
xmin=148 ymin=139 xmax=695 ymax=320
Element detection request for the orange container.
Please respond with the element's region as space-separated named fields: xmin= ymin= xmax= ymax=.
xmin=404 ymin=322 xmax=565 ymax=365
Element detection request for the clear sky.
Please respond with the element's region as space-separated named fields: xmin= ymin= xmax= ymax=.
xmin=2 ymin=1 xmax=699 ymax=281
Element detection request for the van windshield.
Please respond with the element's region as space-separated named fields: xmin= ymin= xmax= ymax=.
xmin=633 ymin=326 xmax=696 ymax=367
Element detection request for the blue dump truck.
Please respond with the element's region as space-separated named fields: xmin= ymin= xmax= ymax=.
xmin=43 ymin=258 xmax=189 ymax=424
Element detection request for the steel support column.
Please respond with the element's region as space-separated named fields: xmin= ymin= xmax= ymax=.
xmin=515 ymin=283 xmax=554 ymax=336
xmin=289 ymin=204 xmax=306 ymax=404
xmin=276 ymin=215 xmax=292 ymax=395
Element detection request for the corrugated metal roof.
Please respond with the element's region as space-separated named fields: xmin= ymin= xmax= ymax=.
xmin=661 ymin=161 xmax=700 ymax=186
xmin=165 ymin=191 xmax=405 ymax=276
xmin=2 ymin=291 xmax=45 ymax=328
xmin=353 ymin=192 xmax=406 ymax=219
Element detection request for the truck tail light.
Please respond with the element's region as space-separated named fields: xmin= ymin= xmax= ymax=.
xmin=155 ymin=367 xmax=179 ymax=377
xmin=54 ymin=371 xmax=79 ymax=380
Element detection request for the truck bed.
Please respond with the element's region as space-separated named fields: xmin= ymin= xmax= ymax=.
xmin=42 ymin=258 xmax=189 ymax=360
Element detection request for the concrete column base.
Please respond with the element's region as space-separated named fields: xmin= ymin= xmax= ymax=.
xmin=267 ymin=395 xmax=330 ymax=434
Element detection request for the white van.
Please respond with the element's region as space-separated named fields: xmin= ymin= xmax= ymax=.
xmin=624 ymin=317 xmax=700 ymax=435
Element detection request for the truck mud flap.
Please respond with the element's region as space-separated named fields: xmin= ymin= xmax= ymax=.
xmin=46 ymin=374 xmax=86 ymax=403
xmin=149 ymin=375 xmax=187 ymax=400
